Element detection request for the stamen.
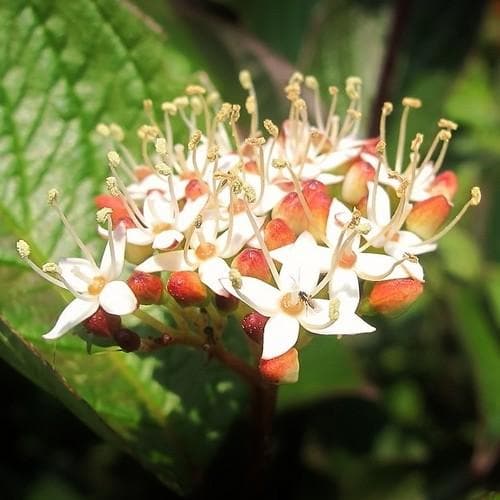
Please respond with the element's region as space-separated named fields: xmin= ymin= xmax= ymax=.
xmin=305 ymin=75 xmax=324 ymax=130
xmin=379 ymin=102 xmax=393 ymax=168
xmin=395 ymin=97 xmax=422 ymax=173
xmin=431 ymin=130 xmax=452 ymax=175
xmin=324 ymin=85 xmax=338 ymax=140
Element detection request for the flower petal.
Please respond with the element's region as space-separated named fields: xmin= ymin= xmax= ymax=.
xmin=58 ymin=257 xmax=97 ymax=294
xmin=100 ymin=223 xmax=127 ymax=279
xmin=136 ymin=250 xmax=196 ymax=273
xmin=329 ymin=268 xmax=360 ymax=315
xmin=367 ymin=182 xmax=391 ymax=227
xmin=355 ymin=253 xmax=418 ymax=281
xmin=126 ymin=227 xmax=155 ymax=246
xmin=42 ymin=298 xmax=99 ymax=340
xmin=312 ymin=313 xmax=375 ymax=336
xmin=153 ymin=229 xmax=184 ymax=250
xmin=198 ymin=257 xmax=231 ymax=296
xmin=262 ymin=313 xmax=300 ymax=360
xmin=221 ymin=276 xmax=281 ymax=316
xmin=217 ymin=213 xmax=265 ymax=259
xmin=389 ymin=230 xmax=437 ymax=255
xmin=326 ymin=198 xmax=352 ymax=245
xmin=176 ymin=193 xmax=209 ymax=232
xmin=297 ymin=298 xmax=331 ymax=331
xmin=99 ymin=281 xmax=138 ymax=315
xmin=143 ymin=192 xmax=174 ymax=226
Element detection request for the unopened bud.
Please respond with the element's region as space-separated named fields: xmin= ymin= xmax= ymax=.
xmin=83 ymin=307 xmax=121 ymax=338
xmin=406 ymin=195 xmax=451 ymax=239
xmin=167 ymin=271 xmax=207 ymax=307
xmin=369 ymin=278 xmax=424 ymax=314
xmin=259 ymin=348 xmax=300 ymax=384
xmin=113 ymin=329 xmax=141 ymax=352
xmin=241 ymin=311 xmax=268 ymax=344
xmin=232 ymin=249 xmax=272 ymax=283
xmin=128 ymin=271 xmax=163 ymax=305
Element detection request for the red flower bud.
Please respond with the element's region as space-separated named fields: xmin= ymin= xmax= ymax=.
xmin=341 ymin=160 xmax=375 ymax=205
xmin=113 ymin=329 xmax=141 ymax=352
xmin=241 ymin=311 xmax=268 ymax=344
xmin=167 ymin=271 xmax=207 ymax=307
xmin=232 ymin=248 xmax=272 ymax=282
xmin=259 ymin=348 xmax=300 ymax=384
xmin=95 ymin=194 xmax=134 ymax=229
xmin=83 ymin=307 xmax=121 ymax=338
xmin=369 ymin=278 xmax=424 ymax=314
xmin=264 ymin=218 xmax=296 ymax=250
xmin=127 ymin=271 xmax=163 ymax=305
xmin=429 ymin=170 xmax=458 ymax=201
xmin=185 ymin=179 xmax=209 ymax=200
xmin=214 ymin=293 xmax=239 ymax=313
xmin=406 ymin=195 xmax=451 ymax=239
xmin=243 ymin=160 xmax=259 ymax=174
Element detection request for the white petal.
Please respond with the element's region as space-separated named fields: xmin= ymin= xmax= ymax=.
xmin=326 ymin=198 xmax=352 ymax=245
xmin=355 ymin=253 xmax=413 ymax=281
xmin=254 ymin=184 xmax=288 ymax=215
xmin=42 ymin=298 xmax=99 ymax=340
xmin=318 ymin=148 xmax=360 ymax=171
xmin=279 ymin=232 xmax=320 ymax=294
xmin=221 ymin=276 xmax=281 ymax=316
xmin=99 ymin=223 xmax=127 ymax=279
xmin=176 ymin=194 xmax=209 ymax=232
xmin=126 ymin=227 xmax=155 ymax=246
xmin=317 ymin=173 xmax=344 ymax=185
xmin=153 ymin=229 xmax=184 ymax=250
xmin=143 ymin=192 xmax=174 ymax=226
xmin=99 ymin=281 xmax=137 ymax=315
xmin=198 ymin=257 xmax=230 ymax=296
xmin=329 ymin=268 xmax=360 ymax=315
xmin=367 ymin=182 xmax=392 ymax=227
xmin=136 ymin=250 xmax=196 ymax=273
xmin=58 ymin=257 xmax=97 ymax=294
xmin=313 ymin=313 xmax=375 ymax=336
xmin=217 ymin=213 xmax=265 ymax=259
xmin=269 ymin=243 xmax=293 ymax=265
xmin=261 ymin=313 xmax=300 ymax=360
xmin=389 ymin=230 xmax=437 ymax=255
xmin=297 ymin=298 xmax=331 ymax=331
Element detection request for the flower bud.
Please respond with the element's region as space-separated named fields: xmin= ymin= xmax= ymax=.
xmin=94 ymin=194 xmax=134 ymax=229
xmin=405 ymin=195 xmax=451 ymax=239
xmin=214 ymin=293 xmax=239 ymax=313
xmin=341 ymin=160 xmax=375 ymax=205
xmin=429 ymin=170 xmax=458 ymax=201
xmin=369 ymin=278 xmax=424 ymax=314
xmin=125 ymin=244 xmax=153 ymax=265
xmin=241 ymin=311 xmax=268 ymax=344
xmin=167 ymin=271 xmax=207 ymax=307
xmin=127 ymin=271 xmax=163 ymax=305
xmin=232 ymin=248 xmax=272 ymax=282
xmin=264 ymin=218 xmax=296 ymax=250
xmin=185 ymin=179 xmax=209 ymax=200
xmin=134 ymin=165 xmax=154 ymax=181
xmin=83 ymin=307 xmax=121 ymax=338
xmin=113 ymin=329 xmax=141 ymax=352
xmin=259 ymin=348 xmax=299 ymax=384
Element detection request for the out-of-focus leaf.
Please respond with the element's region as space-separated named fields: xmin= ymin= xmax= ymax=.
xmin=278 ymin=336 xmax=366 ymax=411
xmin=0 ymin=0 xmax=247 ymax=494
xmin=485 ymin=265 xmax=500 ymax=328
xmin=450 ymin=288 xmax=500 ymax=439
xmin=439 ymin=226 xmax=482 ymax=282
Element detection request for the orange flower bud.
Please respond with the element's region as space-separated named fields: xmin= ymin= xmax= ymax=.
xmin=264 ymin=218 xmax=296 ymax=250
xmin=406 ymin=195 xmax=451 ymax=239
xmin=259 ymin=348 xmax=300 ymax=384
xmin=185 ymin=179 xmax=209 ymax=200
xmin=127 ymin=271 xmax=163 ymax=305
xmin=369 ymin=278 xmax=424 ymax=314
xmin=232 ymin=248 xmax=272 ymax=282
xmin=167 ymin=271 xmax=207 ymax=307
xmin=429 ymin=170 xmax=458 ymax=201
xmin=341 ymin=160 xmax=375 ymax=205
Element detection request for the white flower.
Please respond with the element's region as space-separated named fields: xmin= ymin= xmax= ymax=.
xmin=43 ymin=223 xmax=137 ymax=340
xmin=222 ymin=232 xmax=374 ymax=360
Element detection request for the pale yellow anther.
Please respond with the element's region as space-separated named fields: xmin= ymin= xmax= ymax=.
xmin=96 ymin=123 xmax=110 ymax=137
xmin=207 ymin=91 xmax=220 ymax=106
xmin=328 ymin=297 xmax=340 ymax=322
xmin=230 ymin=178 xmax=243 ymax=195
xmin=216 ymin=102 xmax=232 ymax=122
xmin=272 ymin=158 xmax=291 ymax=169
xmin=161 ymin=102 xmax=177 ymax=115
xmin=105 ymin=176 xmax=120 ymax=197
xmin=328 ymin=85 xmax=338 ymax=96
xmin=154 ymin=162 xmax=172 ymax=176
xmin=229 ymin=268 xmax=242 ymax=289
xmin=109 ymin=123 xmax=124 ymax=142
xmin=16 ymin=240 xmax=31 ymax=259
xmin=346 ymin=76 xmax=362 ymax=87
xmin=285 ymin=83 xmax=301 ymax=101
xmin=143 ymin=99 xmax=153 ymax=112
xmin=305 ymin=75 xmax=319 ymax=90
xmin=348 ymin=208 xmax=361 ymax=229
xmin=245 ymin=95 xmax=256 ymax=114
xmin=293 ymin=98 xmax=307 ymax=111
xmin=376 ymin=140 xmax=386 ymax=154
xmin=155 ymin=138 xmax=168 ymax=156
xmin=137 ymin=124 xmax=159 ymax=141
xmin=207 ymin=145 xmax=219 ymax=162
xmin=107 ymin=151 xmax=121 ymax=168
xmin=402 ymin=97 xmax=422 ymax=109
xmin=194 ymin=214 xmax=203 ymax=229
xmin=188 ymin=130 xmax=202 ymax=150
xmin=263 ymin=119 xmax=279 ymax=138
xmin=42 ymin=262 xmax=59 ymax=274
xmin=173 ymin=96 xmax=189 ymax=109
xmin=231 ymin=104 xmax=241 ymax=122
xmin=357 ymin=222 xmax=372 ymax=235
xmin=470 ymin=186 xmax=481 ymax=206
xmin=347 ymin=109 xmax=362 ymax=120
xmin=289 ymin=71 xmax=304 ymax=84
xmin=239 ymin=69 xmax=252 ymax=90
xmin=243 ymin=185 xmax=256 ymax=203
xmin=438 ymin=118 xmax=458 ymax=131
xmin=438 ymin=129 xmax=452 ymax=141
xmin=190 ymin=96 xmax=203 ymax=115
xmin=382 ymin=102 xmax=393 ymax=115
xmin=244 ymin=137 xmax=265 ymax=147
xmin=96 ymin=207 xmax=113 ymax=224
xmin=185 ymin=84 xmax=206 ymax=96
xmin=411 ymin=133 xmax=424 ymax=152
xmin=47 ymin=188 xmax=59 ymax=206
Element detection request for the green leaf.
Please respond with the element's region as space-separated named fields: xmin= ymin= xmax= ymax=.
xmin=450 ymin=288 xmax=500 ymax=439
xmin=0 ymin=0 xmax=248 ymax=494
xmin=278 ymin=335 xmax=365 ymax=411
xmin=485 ymin=265 xmax=500 ymax=328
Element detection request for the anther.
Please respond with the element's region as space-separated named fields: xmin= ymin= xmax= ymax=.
xmin=154 ymin=162 xmax=172 ymax=176
xmin=305 ymin=75 xmax=319 ymax=90
xmin=438 ymin=129 xmax=452 ymax=141
xmin=190 ymin=97 xmax=203 ymax=115
xmin=239 ymin=69 xmax=252 ymax=90
xmin=263 ymin=119 xmax=279 ymax=137
xmin=173 ymin=96 xmax=189 ymax=109
xmin=185 ymin=84 xmax=206 ymax=96
xmin=411 ymin=133 xmax=424 ymax=152
xmin=245 ymin=95 xmax=256 ymax=114
xmin=107 ymin=151 xmax=121 ymax=168
xmin=229 ymin=268 xmax=243 ymax=289
xmin=328 ymin=298 xmax=340 ymax=322
xmin=47 ymin=188 xmax=59 ymax=206
xmin=106 ymin=177 xmax=121 ymax=197
xmin=96 ymin=207 xmax=113 ymax=224
xmin=216 ymin=102 xmax=232 ymax=122
xmin=207 ymin=145 xmax=219 ymax=162
xmin=471 ymin=186 xmax=481 ymax=206
xmin=155 ymin=138 xmax=168 ymax=156
xmin=402 ymin=97 xmax=422 ymax=108
xmin=438 ymin=118 xmax=458 ymax=130
xmin=272 ymin=159 xmax=291 ymax=169
xmin=42 ymin=262 xmax=59 ymax=274
xmin=382 ymin=102 xmax=393 ymax=115
xmin=188 ymin=130 xmax=202 ymax=150
xmin=109 ymin=123 xmax=124 ymax=141
xmin=328 ymin=86 xmax=338 ymax=96
xmin=96 ymin=123 xmax=110 ymax=137
xmin=16 ymin=240 xmax=31 ymax=259
xmin=161 ymin=102 xmax=177 ymax=115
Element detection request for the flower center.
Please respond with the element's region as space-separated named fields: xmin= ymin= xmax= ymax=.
xmin=88 ymin=276 xmax=107 ymax=295
xmin=338 ymin=250 xmax=357 ymax=268
xmin=195 ymin=242 xmax=216 ymax=260
xmin=152 ymin=222 xmax=171 ymax=234
xmin=280 ymin=292 xmax=304 ymax=316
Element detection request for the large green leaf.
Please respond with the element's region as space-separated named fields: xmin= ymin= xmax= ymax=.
xmin=0 ymin=0 xmax=247 ymax=494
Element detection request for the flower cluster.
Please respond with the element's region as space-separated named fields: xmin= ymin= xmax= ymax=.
xmin=17 ymin=71 xmax=481 ymax=384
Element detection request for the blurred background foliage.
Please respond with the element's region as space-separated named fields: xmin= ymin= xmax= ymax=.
xmin=1 ymin=0 xmax=500 ymax=498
